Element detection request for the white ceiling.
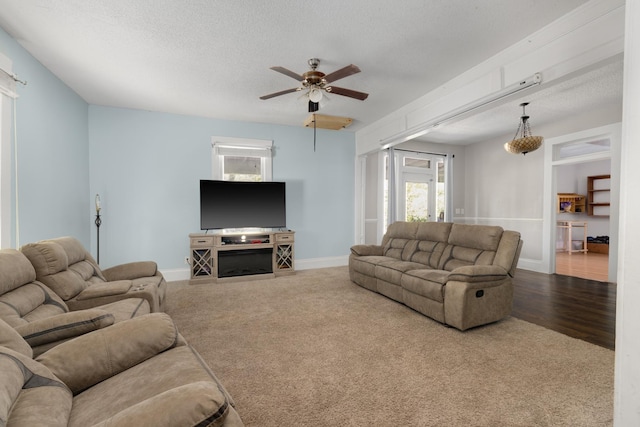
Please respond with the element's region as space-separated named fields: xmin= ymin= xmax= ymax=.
xmin=0 ymin=0 xmax=617 ymax=143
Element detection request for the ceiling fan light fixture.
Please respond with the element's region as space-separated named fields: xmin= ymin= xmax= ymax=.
xmin=308 ymin=87 xmax=323 ymax=103
xmin=504 ymin=102 xmax=543 ymax=155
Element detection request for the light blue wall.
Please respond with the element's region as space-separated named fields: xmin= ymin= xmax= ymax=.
xmin=2 ymin=26 xmax=355 ymax=268
xmin=89 ymin=106 xmax=355 ymax=269
xmin=0 ymin=27 xmax=90 ymax=248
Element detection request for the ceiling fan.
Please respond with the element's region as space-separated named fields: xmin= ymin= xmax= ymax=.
xmin=259 ymin=58 xmax=369 ymax=109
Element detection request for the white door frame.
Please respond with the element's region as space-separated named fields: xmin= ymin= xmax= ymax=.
xmin=542 ymin=123 xmax=621 ymax=282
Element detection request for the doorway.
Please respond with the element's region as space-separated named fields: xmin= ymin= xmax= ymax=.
xmin=555 ymin=160 xmax=611 ymax=282
xmin=544 ymin=123 xmax=620 ymax=283
xmin=400 ymin=172 xmax=434 ymax=222
xmin=387 ymin=150 xmax=446 ymax=228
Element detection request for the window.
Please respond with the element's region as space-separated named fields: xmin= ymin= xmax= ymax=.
xmin=383 ymin=150 xmax=447 ymax=230
xmin=211 ymin=137 xmax=273 ymax=181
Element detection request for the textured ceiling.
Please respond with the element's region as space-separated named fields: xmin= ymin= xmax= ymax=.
xmin=0 ymin=0 xmax=599 ymax=138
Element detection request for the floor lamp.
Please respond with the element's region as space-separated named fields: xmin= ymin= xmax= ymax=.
xmin=95 ymin=194 xmax=101 ymax=264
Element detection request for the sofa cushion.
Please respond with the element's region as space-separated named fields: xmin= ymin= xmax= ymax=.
xmin=375 ymin=260 xmax=426 ymax=284
xmin=380 ymin=221 xmax=419 ymax=247
xmin=448 ymin=224 xmax=503 ymax=250
xmin=406 ymin=240 xmax=448 ymax=269
xmin=0 ymin=249 xmax=37 ymax=294
xmin=0 ymin=346 xmax=72 ymax=426
xmin=383 ymin=237 xmax=415 ymax=261
xmin=21 ymin=242 xmax=90 ymax=301
xmin=438 ymin=224 xmax=504 ymax=271
xmin=52 ymin=237 xmax=89 ymax=265
xmin=401 ymin=269 xmax=450 ymax=303
xmin=416 ymin=221 xmax=452 ymax=243
xmin=0 ymin=282 xmax=69 ymax=328
xmin=68 ymin=346 xmax=231 ymax=427
xmin=20 ymin=242 xmax=69 ymax=276
xmin=0 ymin=318 xmax=33 ymax=357
xmin=350 ymin=256 xmax=394 ymax=277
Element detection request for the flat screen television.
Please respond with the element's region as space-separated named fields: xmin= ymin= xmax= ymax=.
xmin=200 ymin=180 xmax=287 ymax=230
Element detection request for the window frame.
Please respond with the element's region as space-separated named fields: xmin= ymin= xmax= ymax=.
xmin=211 ymin=136 xmax=273 ymax=181
xmin=0 ymin=53 xmax=17 ymax=248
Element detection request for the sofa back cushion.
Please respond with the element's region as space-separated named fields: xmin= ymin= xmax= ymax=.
xmin=50 ymin=237 xmax=106 ymax=283
xmin=439 ymin=224 xmax=504 ymax=271
xmin=382 ymin=222 xmax=419 ymax=260
xmin=381 ymin=222 xmax=454 ymax=266
xmin=0 ymin=249 xmax=37 ymax=295
xmin=0 ymin=346 xmax=72 ymax=426
xmin=21 ymin=238 xmax=105 ymax=301
xmin=0 ymin=250 xmax=69 ymax=328
xmin=408 ymin=222 xmax=453 ymax=268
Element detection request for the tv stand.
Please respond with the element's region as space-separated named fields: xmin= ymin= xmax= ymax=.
xmin=189 ymin=229 xmax=295 ymax=284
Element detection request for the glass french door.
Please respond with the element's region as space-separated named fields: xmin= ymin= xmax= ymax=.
xmin=399 ymin=172 xmax=435 ymax=222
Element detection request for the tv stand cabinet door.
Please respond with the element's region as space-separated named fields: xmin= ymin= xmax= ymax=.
xmin=189 ymin=235 xmax=215 ymax=283
xmin=274 ymin=232 xmax=295 ymax=273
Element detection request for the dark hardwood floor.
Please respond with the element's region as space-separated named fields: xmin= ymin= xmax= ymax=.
xmin=511 ymin=269 xmax=616 ymax=350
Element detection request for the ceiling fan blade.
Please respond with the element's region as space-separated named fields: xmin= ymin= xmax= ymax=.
xmin=270 ymin=66 xmax=304 ymax=81
xmin=327 ymin=86 xmax=369 ymax=101
xmin=260 ymin=88 xmax=299 ymax=100
xmin=323 ymin=64 xmax=361 ymax=83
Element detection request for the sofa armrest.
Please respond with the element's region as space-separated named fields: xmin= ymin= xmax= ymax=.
xmin=102 ymin=261 xmax=158 ymax=281
xmin=14 ymin=309 xmax=114 ymax=348
xmin=36 ymin=313 xmax=179 ymax=394
xmin=75 ymin=280 xmax=132 ymax=301
xmin=350 ymin=245 xmax=383 ymax=256
xmin=90 ymin=382 xmax=231 ymax=427
xmin=447 ymin=265 xmax=509 ymax=284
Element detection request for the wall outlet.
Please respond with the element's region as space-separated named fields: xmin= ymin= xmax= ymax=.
xmin=184 ymin=256 xmax=190 ymax=265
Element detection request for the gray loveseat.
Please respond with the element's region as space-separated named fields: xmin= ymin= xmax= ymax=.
xmin=349 ymin=221 xmax=522 ymax=330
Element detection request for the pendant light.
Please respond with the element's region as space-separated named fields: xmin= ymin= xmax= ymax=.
xmin=504 ymin=102 xmax=543 ymax=155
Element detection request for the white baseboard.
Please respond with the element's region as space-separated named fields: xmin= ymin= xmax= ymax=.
xmin=160 ymin=255 xmax=349 ymax=282
xmin=161 ymin=268 xmax=190 ymax=282
xmin=295 ymin=255 xmax=349 ymax=270
xmin=516 ymin=258 xmax=549 ymax=274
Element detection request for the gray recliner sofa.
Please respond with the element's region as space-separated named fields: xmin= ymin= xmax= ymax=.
xmin=0 ymin=248 xmax=150 ymax=356
xmin=0 ymin=313 xmax=244 ymax=426
xmin=21 ymin=236 xmax=167 ymax=313
xmin=349 ymin=221 xmax=523 ymax=330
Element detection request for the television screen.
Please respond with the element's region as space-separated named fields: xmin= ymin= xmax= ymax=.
xmin=200 ymin=180 xmax=286 ymax=230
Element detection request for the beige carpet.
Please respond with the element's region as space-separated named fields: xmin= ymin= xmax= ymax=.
xmin=166 ymin=266 xmax=614 ymax=427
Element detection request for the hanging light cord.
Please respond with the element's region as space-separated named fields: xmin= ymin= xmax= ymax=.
xmin=313 ymin=114 xmax=316 ymax=152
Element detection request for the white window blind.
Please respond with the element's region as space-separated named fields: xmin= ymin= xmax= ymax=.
xmin=211 ymin=137 xmax=273 ymax=181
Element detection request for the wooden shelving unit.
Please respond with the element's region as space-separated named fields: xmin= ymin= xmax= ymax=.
xmin=557 ymin=193 xmax=586 ymax=214
xmin=587 ymin=174 xmax=610 ymax=217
